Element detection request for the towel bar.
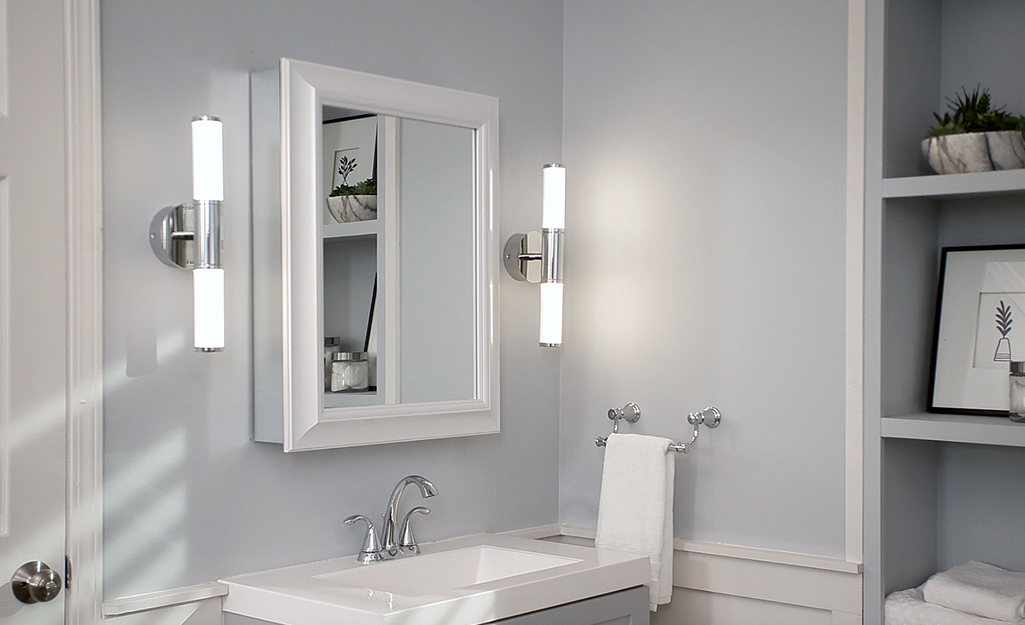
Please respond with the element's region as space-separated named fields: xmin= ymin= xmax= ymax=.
xmin=595 ymin=403 xmax=721 ymax=453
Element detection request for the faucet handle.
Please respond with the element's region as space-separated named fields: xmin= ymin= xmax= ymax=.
xmin=344 ymin=514 xmax=384 ymax=564
xmin=398 ymin=506 xmax=431 ymax=555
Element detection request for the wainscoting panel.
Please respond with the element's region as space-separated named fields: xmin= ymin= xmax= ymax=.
xmin=522 ymin=525 xmax=864 ymax=625
xmin=653 ymin=588 xmax=834 ymax=625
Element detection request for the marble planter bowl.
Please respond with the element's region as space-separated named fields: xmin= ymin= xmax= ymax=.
xmin=326 ymin=194 xmax=377 ymax=222
xmin=922 ymin=130 xmax=1025 ymax=175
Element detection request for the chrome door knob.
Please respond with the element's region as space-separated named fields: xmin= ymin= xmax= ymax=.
xmin=11 ymin=561 xmax=62 ymax=604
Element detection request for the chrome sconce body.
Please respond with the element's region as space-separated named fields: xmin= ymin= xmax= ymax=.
xmin=148 ymin=116 xmax=225 ymax=352
xmin=149 ymin=201 xmax=222 ymax=271
xmin=504 ymin=163 xmax=565 ymax=347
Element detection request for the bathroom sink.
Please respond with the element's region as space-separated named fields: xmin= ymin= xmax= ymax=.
xmin=221 ymin=533 xmax=648 ymax=625
xmin=315 ymin=544 xmax=581 ymax=597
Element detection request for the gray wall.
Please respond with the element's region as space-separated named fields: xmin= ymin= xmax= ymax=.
xmin=101 ymin=0 xmax=564 ymax=599
xmin=102 ymin=0 xmax=855 ymax=602
xmin=559 ymin=0 xmax=850 ymax=557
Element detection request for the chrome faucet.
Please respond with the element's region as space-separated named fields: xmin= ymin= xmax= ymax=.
xmin=381 ymin=475 xmax=437 ymax=557
xmin=345 ymin=475 xmax=437 ymax=564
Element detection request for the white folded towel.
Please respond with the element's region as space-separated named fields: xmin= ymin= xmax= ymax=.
xmin=923 ymin=561 xmax=1025 ymax=623
xmin=594 ymin=433 xmax=674 ymax=611
xmin=886 ymin=587 xmax=1011 ymax=625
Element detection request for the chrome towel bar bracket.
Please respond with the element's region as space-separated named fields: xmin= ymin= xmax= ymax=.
xmin=595 ymin=403 xmax=721 ymax=454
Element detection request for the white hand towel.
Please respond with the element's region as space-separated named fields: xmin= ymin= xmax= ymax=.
xmin=594 ymin=433 xmax=674 ymax=611
xmin=887 ymin=587 xmax=1011 ymax=625
xmin=923 ymin=561 xmax=1025 ymax=623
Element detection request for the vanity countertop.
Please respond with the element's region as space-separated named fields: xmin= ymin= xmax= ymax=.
xmin=220 ymin=532 xmax=648 ymax=625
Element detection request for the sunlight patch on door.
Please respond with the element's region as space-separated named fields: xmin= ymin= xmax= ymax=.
xmin=0 ymin=176 xmax=10 ymax=537
xmin=0 ymin=0 xmax=8 ymax=118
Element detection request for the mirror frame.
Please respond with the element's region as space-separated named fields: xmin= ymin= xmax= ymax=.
xmin=255 ymin=58 xmax=500 ymax=451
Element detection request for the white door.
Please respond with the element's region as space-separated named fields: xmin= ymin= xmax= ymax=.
xmin=0 ymin=0 xmax=68 ymax=623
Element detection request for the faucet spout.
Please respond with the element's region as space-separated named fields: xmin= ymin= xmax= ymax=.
xmin=382 ymin=475 xmax=437 ymax=556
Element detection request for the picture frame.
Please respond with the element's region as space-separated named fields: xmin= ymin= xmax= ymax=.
xmin=364 ymin=274 xmax=378 ymax=391
xmin=930 ymin=244 xmax=1025 ymax=415
xmin=321 ymin=114 xmax=378 ymax=223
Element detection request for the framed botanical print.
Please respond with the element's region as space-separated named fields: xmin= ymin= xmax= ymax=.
xmin=930 ymin=245 xmax=1025 ymax=415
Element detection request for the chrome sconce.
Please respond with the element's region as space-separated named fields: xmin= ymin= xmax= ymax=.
xmin=149 ymin=116 xmax=225 ymax=352
xmin=504 ymin=163 xmax=565 ymax=347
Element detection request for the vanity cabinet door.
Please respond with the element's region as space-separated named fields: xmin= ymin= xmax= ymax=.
xmin=489 ymin=586 xmax=649 ymax=625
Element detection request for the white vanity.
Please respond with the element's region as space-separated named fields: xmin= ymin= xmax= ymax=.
xmin=220 ymin=533 xmax=649 ymax=625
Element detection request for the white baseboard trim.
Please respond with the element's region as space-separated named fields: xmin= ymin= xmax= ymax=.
xmin=507 ymin=524 xmax=864 ymax=617
xmin=101 ymin=581 xmax=228 ymax=617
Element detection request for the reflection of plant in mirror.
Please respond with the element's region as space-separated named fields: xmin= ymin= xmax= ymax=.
xmin=928 ymin=85 xmax=1025 ymax=137
xmin=330 ymin=177 xmax=377 ymax=197
xmin=336 ymin=155 xmax=357 ymax=184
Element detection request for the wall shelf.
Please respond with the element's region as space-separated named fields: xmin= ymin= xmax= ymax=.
xmin=322 ymin=219 xmax=380 ymax=240
xmin=324 ymin=391 xmax=381 ymax=409
xmin=883 ymin=169 xmax=1025 ymax=200
xmin=881 ymin=412 xmax=1025 ymax=447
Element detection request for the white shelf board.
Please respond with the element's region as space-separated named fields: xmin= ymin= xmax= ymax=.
xmin=881 ymin=411 xmax=1025 ymax=447
xmin=882 ymin=169 xmax=1025 ymax=199
xmin=322 ymin=219 xmax=379 ymax=239
xmin=323 ymin=390 xmax=382 ymax=409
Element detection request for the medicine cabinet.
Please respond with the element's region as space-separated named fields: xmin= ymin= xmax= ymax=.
xmin=251 ymin=58 xmax=500 ymax=451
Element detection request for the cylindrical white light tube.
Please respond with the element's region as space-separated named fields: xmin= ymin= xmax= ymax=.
xmin=542 ymin=163 xmax=565 ymax=230
xmin=193 ymin=268 xmax=225 ymax=351
xmin=539 ymin=281 xmax=563 ymax=347
xmin=192 ymin=116 xmax=223 ymax=202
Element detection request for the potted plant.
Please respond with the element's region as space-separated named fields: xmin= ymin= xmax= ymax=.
xmin=326 ymin=155 xmax=378 ymax=222
xmin=922 ymin=86 xmax=1025 ymax=174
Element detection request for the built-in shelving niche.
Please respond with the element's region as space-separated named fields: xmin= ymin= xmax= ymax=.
xmin=867 ymin=0 xmax=1025 ymax=621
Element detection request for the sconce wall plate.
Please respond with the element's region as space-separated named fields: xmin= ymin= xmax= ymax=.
xmin=150 ymin=203 xmax=196 ymax=269
xmin=503 ymin=231 xmax=542 ymax=283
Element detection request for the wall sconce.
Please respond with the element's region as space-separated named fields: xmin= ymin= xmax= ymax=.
xmin=504 ymin=163 xmax=565 ymax=347
xmin=149 ymin=116 xmax=225 ymax=352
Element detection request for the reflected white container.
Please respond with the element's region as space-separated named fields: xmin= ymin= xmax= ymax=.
xmin=330 ymin=352 xmax=369 ymax=392
xmin=1010 ymin=361 xmax=1025 ymax=422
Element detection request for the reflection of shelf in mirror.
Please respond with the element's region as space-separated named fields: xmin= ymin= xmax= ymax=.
xmin=882 ymin=169 xmax=1025 ymax=200
xmin=881 ymin=412 xmax=1025 ymax=447
xmin=323 ymin=390 xmax=384 ymax=409
xmin=322 ymin=219 xmax=380 ymax=240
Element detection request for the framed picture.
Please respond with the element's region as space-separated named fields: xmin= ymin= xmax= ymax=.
xmin=321 ymin=114 xmax=378 ymax=222
xmin=930 ymin=245 xmax=1025 ymax=415
xmin=364 ymin=274 xmax=378 ymax=391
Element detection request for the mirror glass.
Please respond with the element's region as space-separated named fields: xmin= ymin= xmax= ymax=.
xmin=395 ymin=119 xmax=477 ymax=403
xmin=320 ymin=111 xmax=477 ymax=405
xmin=252 ymin=59 xmax=499 ymax=451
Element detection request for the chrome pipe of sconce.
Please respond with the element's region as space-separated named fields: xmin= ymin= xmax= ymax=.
xmin=149 ymin=201 xmax=222 ymax=270
xmin=541 ymin=228 xmax=563 ymax=283
xmin=194 ymin=199 xmax=222 ymax=269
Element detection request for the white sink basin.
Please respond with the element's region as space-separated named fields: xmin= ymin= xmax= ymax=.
xmin=221 ymin=533 xmax=648 ymax=625
xmin=315 ymin=544 xmax=581 ymax=597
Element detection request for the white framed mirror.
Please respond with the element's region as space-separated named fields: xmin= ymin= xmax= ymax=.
xmin=252 ymin=58 xmax=499 ymax=451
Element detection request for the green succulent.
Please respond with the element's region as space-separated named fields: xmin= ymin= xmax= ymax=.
xmin=928 ymin=86 xmax=1025 ymax=137
xmin=329 ymin=177 xmax=377 ymax=197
